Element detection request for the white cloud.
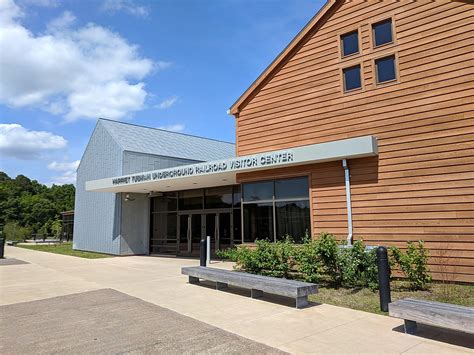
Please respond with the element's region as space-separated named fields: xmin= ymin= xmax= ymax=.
xmin=47 ymin=159 xmax=79 ymax=185
xmin=0 ymin=0 xmax=158 ymax=121
xmin=158 ymin=124 xmax=185 ymax=133
xmin=0 ymin=123 xmax=67 ymax=159
xmin=49 ymin=170 xmax=77 ymax=185
xmin=46 ymin=10 xmax=75 ymax=32
xmin=47 ymin=160 xmax=79 ymax=172
xmin=101 ymin=0 xmax=149 ymax=17
xmin=20 ymin=0 xmax=58 ymax=7
xmin=157 ymin=96 xmax=178 ymax=110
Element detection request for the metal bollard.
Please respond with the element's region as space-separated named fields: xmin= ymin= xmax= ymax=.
xmin=200 ymin=239 xmax=207 ymax=267
xmin=0 ymin=238 xmax=5 ymax=259
xmin=376 ymin=246 xmax=391 ymax=312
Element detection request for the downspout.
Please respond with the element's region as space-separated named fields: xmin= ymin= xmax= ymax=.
xmin=342 ymin=159 xmax=353 ymax=246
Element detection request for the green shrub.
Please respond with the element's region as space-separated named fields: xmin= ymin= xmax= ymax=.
xmin=292 ymin=237 xmax=322 ymax=283
xmin=339 ymin=240 xmax=378 ymax=290
xmin=314 ymin=232 xmax=343 ymax=286
xmin=216 ymin=247 xmax=240 ymax=261
xmin=390 ymin=241 xmax=432 ymax=290
xmin=3 ymin=222 xmax=31 ymax=241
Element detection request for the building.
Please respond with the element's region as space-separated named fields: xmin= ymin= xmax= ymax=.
xmin=77 ymin=0 xmax=474 ymax=282
xmin=74 ymin=119 xmax=235 ymax=255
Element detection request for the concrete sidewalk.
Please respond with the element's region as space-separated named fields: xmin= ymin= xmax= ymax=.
xmin=1 ymin=246 xmax=472 ymax=354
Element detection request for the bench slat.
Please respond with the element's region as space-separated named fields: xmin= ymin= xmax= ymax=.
xmin=182 ymin=266 xmax=317 ymax=298
xmin=389 ymin=299 xmax=474 ymax=334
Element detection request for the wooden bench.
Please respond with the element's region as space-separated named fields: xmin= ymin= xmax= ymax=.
xmin=389 ymin=298 xmax=474 ymax=335
xmin=181 ymin=266 xmax=318 ymax=308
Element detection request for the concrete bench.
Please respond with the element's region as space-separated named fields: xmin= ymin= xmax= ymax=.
xmin=181 ymin=266 xmax=317 ymax=308
xmin=389 ymin=298 xmax=474 ymax=335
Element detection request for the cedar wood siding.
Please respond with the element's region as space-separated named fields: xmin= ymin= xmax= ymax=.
xmin=235 ymin=0 xmax=474 ymax=282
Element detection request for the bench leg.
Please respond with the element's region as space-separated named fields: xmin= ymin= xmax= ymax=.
xmin=216 ymin=281 xmax=228 ymax=290
xmin=404 ymin=320 xmax=417 ymax=335
xmin=296 ymin=296 xmax=308 ymax=309
xmin=189 ymin=276 xmax=199 ymax=284
xmin=251 ymin=289 xmax=263 ymax=299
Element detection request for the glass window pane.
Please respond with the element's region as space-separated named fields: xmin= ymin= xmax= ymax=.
xmin=178 ymin=189 xmax=203 ymax=210
xmin=242 ymin=181 xmax=273 ymax=202
xmin=152 ymin=193 xmax=177 ymax=212
xmin=150 ymin=213 xmax=177 ymax=254
xmin=275 ymin=177 xmax=309 ymax=200
xmin=376 ymin=55 xmax=396 ymax=83
xmin=373 ymin=19 xmax=393 ymax=47
xmin=275 ymin=201 xmax=310 ymax=243
xmin=341 ymin=31 xmax=359 ymax=57
xmin=342 ymin=65 xmax=361 ymax=91
xmin=233 ymin=209 xmax=242 ymax=244
xmin=205 ymin=186 xmax=233 ymax=209
xmin=233 ymin=185 xmax=241 ymax=207
xmin=243 ymin=203 xmax=273 ymax=242
xmin=343 ymin=65 xmax=361 ymax=91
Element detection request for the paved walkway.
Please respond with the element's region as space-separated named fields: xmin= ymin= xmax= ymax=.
xmin=1 ymin=247 xmax=472 ymax=354
xmin=1 ymin=289 xmax=284 ymax=354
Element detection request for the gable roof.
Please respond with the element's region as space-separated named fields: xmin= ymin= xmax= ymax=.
xmin=229 ymin=0 xmax=338 ymax=115
xmin=98 ymin=118 xmax=235 ymax=162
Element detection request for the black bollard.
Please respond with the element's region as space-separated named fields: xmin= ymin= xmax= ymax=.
xmin=200 ymin=239 xmax=207 ymax=267
xmin=376 ymin=246 xmax=391 ymax=312
xmin=0 ymin=237 xmax=4 ymax=259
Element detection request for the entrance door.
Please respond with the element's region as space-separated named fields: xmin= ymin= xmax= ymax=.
xmin=178 ymin=214 xmax=202 ymax=256
xmin=179 ymin=212 xmax=232 ymax=257
xmin=205 ymin=212 xmax=232 ymax=255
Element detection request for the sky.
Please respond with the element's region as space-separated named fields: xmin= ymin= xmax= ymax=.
xmin=0 ymin=0 xmax=325 ymax=185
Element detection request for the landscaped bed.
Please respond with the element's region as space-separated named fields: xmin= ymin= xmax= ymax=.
xmin=311 ymin=281 xmax=474 ymax=315
xmin=217 ymin=233 xmax=474 ymax=315
xmin=16 ymin=242 xmax=113 ymax=259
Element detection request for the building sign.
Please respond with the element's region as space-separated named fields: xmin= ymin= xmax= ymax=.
xmin=87 ymin=136 xmax=377 ymax=192
xmin=112 ymin=151 xmax=294 ymax=186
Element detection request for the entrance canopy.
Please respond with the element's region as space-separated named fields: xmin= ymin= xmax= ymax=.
xmin=86 ymin=136 xmax=378 ymax=193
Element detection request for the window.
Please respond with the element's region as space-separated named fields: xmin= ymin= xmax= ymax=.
xmin=178 ymin=189 xmax=203 ymax=210
xmin=375 ymin=55 xmax=396 ymax=83
xmin=275 ymin=201 xmax=310 ymax=243
xmin=242 ymin=176 xmax=310 ymax=243
xmin=205 ymin=186 xmax=233 ymax=209
xmin=341 ymin=30 xmax=359 ymax=57
xmin=242 ymin=181 xmax=273 ymax=202
xmin=243 ymin=202 xmax=274 ymax=242
xmin=373 ymin=19 xmax=393 ymax=47
xmin=275 ymin=176 xmax=308 ymax=200
xmin=343 ymin=65 xmax=361 ymax=92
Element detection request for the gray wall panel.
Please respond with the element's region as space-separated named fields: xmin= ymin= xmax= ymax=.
xmin=73 ymin=122 xmax=122 ymax=255
xmin=119 ymin=152 xmax=201 ymax=255
xmin=120 ymin=193 xmax=149 ymax=255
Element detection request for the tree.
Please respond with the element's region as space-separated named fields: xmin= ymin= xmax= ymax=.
xmin=0 ymin=171 xmax=75 ymax=234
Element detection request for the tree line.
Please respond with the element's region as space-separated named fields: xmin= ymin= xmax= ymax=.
xmin=0 ymin=172 xmax=75 ymax=240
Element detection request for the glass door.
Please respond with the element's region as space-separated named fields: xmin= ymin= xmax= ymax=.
xmin=218 ymin=212 xmax=232 ymax=251
xmin=178 ymin=214 xmax=203 ymax=256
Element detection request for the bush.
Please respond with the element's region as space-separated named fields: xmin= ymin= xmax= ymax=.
xmin=339 ymin=241 xmax=378 ymax=290
xmin=292 ymin=238 xmax=322 ymax=283
xmin=217 ymin=234 xmax=430 ymax=291
xmin=3 ymin=222 xmax=31 ymax=241
xmin=390 ymin=241 xmax=432 ymax=290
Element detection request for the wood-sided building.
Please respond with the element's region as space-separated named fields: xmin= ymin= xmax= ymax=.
xmin=230 ymin=0 xmax=474 ymax=282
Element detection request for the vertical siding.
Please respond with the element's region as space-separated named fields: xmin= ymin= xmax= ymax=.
xmin=235 ymin=0 xmax=474 ymax=282
xmin=74 ymin=122 xmax=123 ymax=255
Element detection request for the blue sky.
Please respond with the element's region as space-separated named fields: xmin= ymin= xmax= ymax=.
xmin=0 ymin=0 xmax=324 ymax=185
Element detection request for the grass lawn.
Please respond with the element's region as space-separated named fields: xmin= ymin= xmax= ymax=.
xmin=17 ymin=242 xmax=113 ymax=259
xmin=310 ymin=281 xmax=474 ymax=315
